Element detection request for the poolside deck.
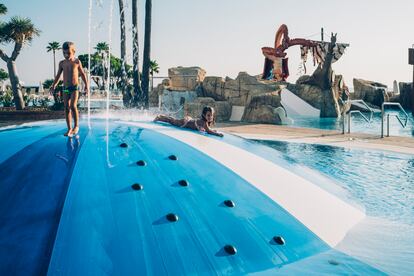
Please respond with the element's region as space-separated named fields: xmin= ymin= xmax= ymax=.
xmin=216 ymin=122 xmax=414 ymax=155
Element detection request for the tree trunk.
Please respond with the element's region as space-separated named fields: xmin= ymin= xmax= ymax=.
xmin=1 ymin=43 xmax=24 ymax=109
xmin=132 ymin=0 xmax=143 ymax=107
xmin=7 ymin=60 xmax=25 ymax=109
xmin=101 ymin=53 xmax=107 ymax=91
xmin=151 ymin=73 xmax=153 ymax=93
xmin=53 ymin=50 xmax=56 ymax=78
xmin=118 ymin=0 xmax=131 ymax=107
xmin=141 ymin=0 xmax=152 ymax=109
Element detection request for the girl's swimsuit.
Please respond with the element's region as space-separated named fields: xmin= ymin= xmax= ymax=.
xmin=181 ymin=117 xmax=206 ymax=131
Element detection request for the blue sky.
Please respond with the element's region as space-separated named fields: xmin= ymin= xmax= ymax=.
xmin=1 ymin=0 xmax=413 ymax=88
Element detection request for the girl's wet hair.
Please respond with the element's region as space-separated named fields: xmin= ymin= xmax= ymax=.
xmin=201 ymin=106 xmax=215 ymax=126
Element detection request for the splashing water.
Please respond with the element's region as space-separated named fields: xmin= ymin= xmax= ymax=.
xmin=87 ymin=0 xmax=93 ymax=128
xmin=95 ymin=0 xmax=104 ymax=8
xmin=106 ymin=0 xmax=114 ymax=118
xmin=91 ymin=108 xmax=159 ymax=122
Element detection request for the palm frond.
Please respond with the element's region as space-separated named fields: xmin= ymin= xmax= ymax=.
xmin=1 ymin=16 xmax=40 ymax=44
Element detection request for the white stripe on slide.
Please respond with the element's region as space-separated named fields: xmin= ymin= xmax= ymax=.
xmin=121 ymin=121 xmax=365 ymax=247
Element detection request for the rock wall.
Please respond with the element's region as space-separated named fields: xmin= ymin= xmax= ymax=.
xmin=353 ymin=78 xmax=389 ymax=107
xmin=399 ymin=82 xmax=413 ymax=109
xmin=242 ymin=92 xmax=283 ymax=124
xmin=168 ymin=66 xmax=206 ymax=91
xmin=286 ymin=82 xmax=323 ymax=110
xmin=149 ymin=79 xmax=170 ymax=107
xmin=201 ymin=72 xmax=280 ymax=106
xmin=292 ymin=74 xmax=346 ymax=117
xmin=184 ymin=97 xmax=231 ymax=122
xmin=150 ymin=67 xmax=291 ymax=124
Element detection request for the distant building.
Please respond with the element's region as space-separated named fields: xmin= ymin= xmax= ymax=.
xmin=22 ymin=86 xmax=48 ymax=95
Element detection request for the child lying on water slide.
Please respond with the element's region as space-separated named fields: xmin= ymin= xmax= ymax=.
xmin=154 ymin=106 xmax=224 ymax=137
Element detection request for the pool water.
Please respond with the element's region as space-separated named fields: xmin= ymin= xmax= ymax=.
xmin=255 ymin=139 xmax=414 ymax=275
xmin=0 ymin=119 xmax=386 ymax=275
xmin=290 ymin=112 xmax=414 ymax=137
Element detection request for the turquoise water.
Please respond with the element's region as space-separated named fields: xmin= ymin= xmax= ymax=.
xmin=0 ymin=119 xmax=383 ymax=275
xmin=255 ymin=140 xmax=414 ymax=275
xmin=290 ymin=112 xmax=414 ymax=137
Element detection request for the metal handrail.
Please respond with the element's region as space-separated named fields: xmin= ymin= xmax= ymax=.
xmin=342 ymin=100 xmax=373 ymax=134
xmin=381 ymin=102 xmax=409 ymax=137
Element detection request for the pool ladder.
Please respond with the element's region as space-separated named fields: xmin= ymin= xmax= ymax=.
xmin=342 ymin=100 xmax=373 ymax=134
xmin=380 ymin=102 xmax=409 ymax=138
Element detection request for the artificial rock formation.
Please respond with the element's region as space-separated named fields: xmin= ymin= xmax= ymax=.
xmin=287 ymin=73 xmax=347 ymax=117
xmin=399 ymin=82 xmax=413 ymax=110
xmin=168 ymin=66 xmax=206 ymax=91
xmin=184 ymin=97 xmax=231 ymax=122
xmin=149 ymin=67 xmax=205 ymax=108
xmin=353 ymin=78 xmax=389 ymax=107
xmin=293 ymin=34 xmax=346 ymax=117
xmin=201 ymin=72 xmax=280 ymax=106
xmin=149 ymin=78 xmax=170 ymax=107
xmin=287 ymin=81 xmax=323 ymax=109
xmin=242 ymin=91 xmax=283 ymax=124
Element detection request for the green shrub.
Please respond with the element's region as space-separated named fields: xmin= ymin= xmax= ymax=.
xmin=23 ymin=92 xmax=30 ymax=106
xmin=0 ymin=90 xmax=14 ymax=107
xmin=38 ymin=96 xmax=51 ymax=108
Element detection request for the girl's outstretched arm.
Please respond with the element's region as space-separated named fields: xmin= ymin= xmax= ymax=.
xmin=204 ymin=124 xmax=224 ymax=137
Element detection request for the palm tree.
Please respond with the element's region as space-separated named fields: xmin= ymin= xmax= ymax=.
xmin=141 ymin=0 xmax=152 ymax=109
xmin=0 ymin=4 xmax=7 ymax=15
xmin=132 ymin=0 xmax=143 ymax=107
xmin=118 ymin=0 xmax=131 ymax=106
xmin=149 ymin=59 xmax=159 ymax=92
xmin=46 ymin=41 xmax=61 ymax=78
xmin=0 ymin=16 xmax=40 ymax=109
xmin=94 ymin=42 xmax=109 ymax=90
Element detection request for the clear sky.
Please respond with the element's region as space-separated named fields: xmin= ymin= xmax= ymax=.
xmin=1 ymin=0 xmax=413 ymax=88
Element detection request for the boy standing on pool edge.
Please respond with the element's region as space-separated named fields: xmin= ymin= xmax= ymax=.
xmin=50 ymin=41 xmax=89 ymax=137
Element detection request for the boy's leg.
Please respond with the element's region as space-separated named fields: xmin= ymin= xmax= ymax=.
xmin=63 ymin=93 xmax=72 ymax=136
xmin=70 ymin=91 xmax=80 ymax=134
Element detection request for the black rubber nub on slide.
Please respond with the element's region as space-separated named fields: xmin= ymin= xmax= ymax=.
xmin=120 ymin=143 xmax=128 ymax=148
xmin=224 ymin=200 xmax=235 ymax=208
xmin=136 ymin=160 xmax=146 ymax=166
xmin=273 ymin=236 xmax=285 ymax=245
xmin=166 ymin=213 xmax=179 ymax=222
xmin=168 ymin=155 xmax=178 ymax=161
xmin=178 ymin=180 xmax=189 ymax=187
xmin=224 ymin=245 xmax=237 ymax=255
xmin=131 ymin=183 xmax=143 ymax=191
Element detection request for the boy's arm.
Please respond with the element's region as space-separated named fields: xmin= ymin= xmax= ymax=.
xmin=78 ymin=60 xmax=89 ymax=94
xmin=50 ymin=61 xmax=63 ymax=94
